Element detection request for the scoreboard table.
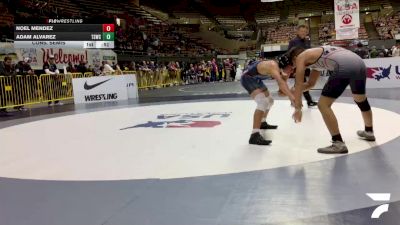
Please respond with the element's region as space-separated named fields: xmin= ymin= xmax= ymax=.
xmin=14 ymin=19 xmax=115 ymax=49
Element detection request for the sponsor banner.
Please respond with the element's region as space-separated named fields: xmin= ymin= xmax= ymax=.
xmin=72 ymin=75 xmax=128 ymax=104
xmin=37 ymin=48 xmax=117 ymax=70
xmin=0 ymin=42 xmax=117 ymax=70
xmin=318 ymin=57 xmax=400 ymax=88
xmin=335 ymin=0 xmax=360 ymax=29
xmin=336 ymin=27 xmax=359 ymax=40
xmin=364 ymin=57 xmax=400 ymax=88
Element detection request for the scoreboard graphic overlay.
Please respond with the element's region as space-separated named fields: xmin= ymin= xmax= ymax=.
xmin=14 ymin=19 xmax=115 ymax=49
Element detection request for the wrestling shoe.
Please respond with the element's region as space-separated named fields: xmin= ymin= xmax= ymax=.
xmin=357 ymin=130 xmax=376 ymax=141
xmin=260 ymin=122 xmax=278 ymax=130
xmin=249 ymin=132 xmax=272 ymax=145
xmin=307 ymin=101 xmax=318 ymax=107
xmin=317 ymin=141 xmax=348 ymax=154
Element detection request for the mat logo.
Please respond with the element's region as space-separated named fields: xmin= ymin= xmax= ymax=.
xmin=120 ymin=112 xmax=231 ymax=130
xmin=366 ymin=193 xmax=391 ymax=219
xmin=123 ymin=120 xmax=221 ymax=129
xmin=367 ymin=65 xmax=392 ymax=81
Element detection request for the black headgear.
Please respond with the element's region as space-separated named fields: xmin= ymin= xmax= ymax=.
xmin=277 ymin=54 xmax=291 ymax=69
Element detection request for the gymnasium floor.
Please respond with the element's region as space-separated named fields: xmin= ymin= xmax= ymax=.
xmin=0 ymin=80 xmax=399 ymax=225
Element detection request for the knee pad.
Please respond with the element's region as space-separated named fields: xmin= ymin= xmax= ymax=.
xmin=355 ymin=98 xmax=371 ymax=112
xmin=255 ymin=93 xmax=273 ymax=112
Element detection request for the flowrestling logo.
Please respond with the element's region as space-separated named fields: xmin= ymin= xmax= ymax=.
xmin=120 ymin=112 xmax=231 ymax=130
xmin=366 ymin=193 xmax=391 ymax=219
xmin=367 ymin=65 xmax=400 ymax=81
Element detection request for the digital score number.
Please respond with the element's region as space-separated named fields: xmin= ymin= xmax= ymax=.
xmin=102 ymin=24 xmax=115 ymax=41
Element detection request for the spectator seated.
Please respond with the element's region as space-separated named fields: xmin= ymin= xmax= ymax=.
xmin=263 ymin=23 xmax=297 ymax=44
xmin=374 ymin=11 xmax=400 ymax=40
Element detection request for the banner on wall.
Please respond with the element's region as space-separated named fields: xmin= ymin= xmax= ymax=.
xmin=318 ymin=57 xmax=400 ymax=89
xmin=336 ymin=27 xmax=359 ymax=40
xmin=334 ymin=0 xmax=360 ymax=30
xmin=0 ymin=43 xmax=117 ymax=70
xmin=31 ymin=48 xmax=117 ymax=70
xmin=364 ymin=57 xmax=400 ymax=88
